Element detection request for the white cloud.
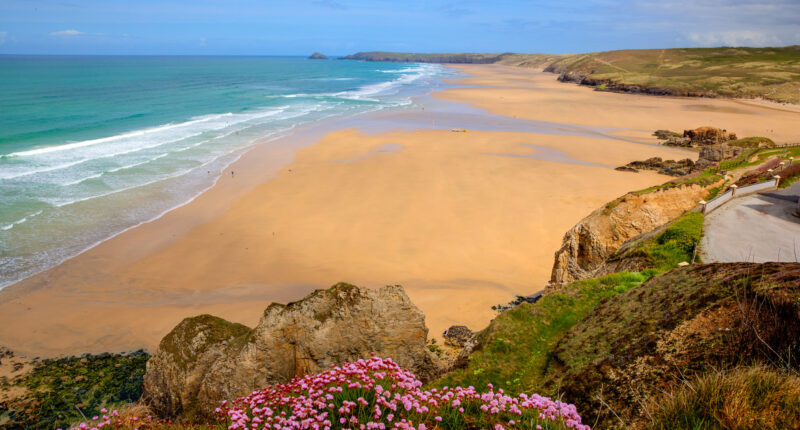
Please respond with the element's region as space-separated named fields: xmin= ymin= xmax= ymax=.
xmin=0 ymin=31 xmax=6 ymax=45
xmin=688 ymin=30 xmax=782 ymax=47
xmin=50 ymin=29 xmax=85 ymax=37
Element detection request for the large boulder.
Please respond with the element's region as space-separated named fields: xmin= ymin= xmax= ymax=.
xmin=142 ymin=283 xmax=442 ymax=421
xmin=683 ymin=126 xmax=736 ymax=145
xmin=694 ymin=143 xmax=743 ymax=170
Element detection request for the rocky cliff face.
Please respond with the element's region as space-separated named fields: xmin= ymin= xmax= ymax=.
xmin=549 ymin=184 xmax=711 ymax=285
xmin=142 ymin=283 xmax=441 ymax=421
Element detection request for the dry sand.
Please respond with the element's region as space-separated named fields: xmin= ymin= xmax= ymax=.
xmin=442 ymin=65 xmax=800 ymax=145
xmin=3 ymin=64 xmax=797 ymax=358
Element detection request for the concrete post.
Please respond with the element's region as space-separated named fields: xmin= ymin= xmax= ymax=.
xmin=774 ymin=175 xmax=781 ymax=188
xmin=698 ymin=200 xmax=707 ymax=214
xmin=730 ymin=184 xmax=738 ymax=197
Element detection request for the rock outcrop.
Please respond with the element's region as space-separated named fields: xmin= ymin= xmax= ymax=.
xmin=548 ymin=184 xmax=712 ymax=285
xmin=443 ymin=325 xmax=473 ymax=348
xmin=656 ymin=126 xmax=737 ymax=147
xmin=308 ymin=52 xmax=328 ymax=60
xmin=142 ymin=283 xmax=442 ymax=421
xmin=693 ymin=143 xmax=743 ymax=170
xmin=615 ymin=157 xmax=695 ymax=176
xmin=683 ymin=126 xmax=736 ymax=145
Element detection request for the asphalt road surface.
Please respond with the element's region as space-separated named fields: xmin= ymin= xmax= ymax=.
xmin=702 ymin=182 xmax=800 ymax=263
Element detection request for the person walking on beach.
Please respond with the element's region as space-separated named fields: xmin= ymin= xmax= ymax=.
xmin=231 ymin=170 xmax=235 ymax=178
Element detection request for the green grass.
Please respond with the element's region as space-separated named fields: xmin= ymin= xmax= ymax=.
xmin=544 ymin=46 xmax=800 ymax=103
xmin=0 ymin=351 xmax=149 ymax=429
xmin=726 ymin=136 xmax=775 ymax=148
xmin=631 ymin=169 xmax=722 ymax=196
xmin=430 ymin=271 xmax=655 ymax=396
xmin=644 ymin=211 xmax=704 ymax=269
xmin=646 ymin=365 xmax=800 ymax=430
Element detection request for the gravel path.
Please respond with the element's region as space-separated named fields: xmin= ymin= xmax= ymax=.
xmin=702 ymin=183 xmax=800 ymax=263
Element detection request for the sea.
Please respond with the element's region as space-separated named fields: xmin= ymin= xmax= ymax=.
xmin=0 ymin=56 xmax=452 ymax=289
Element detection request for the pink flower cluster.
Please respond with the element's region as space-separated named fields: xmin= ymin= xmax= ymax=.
xmin=217 ymin=356 xmax=589 ymax=430
xmin=64 ymin=408 xmax=151 ymax=430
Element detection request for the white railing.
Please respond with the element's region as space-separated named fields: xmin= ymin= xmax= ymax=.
xmin=702 ymin=176 xmax=780 ymax=214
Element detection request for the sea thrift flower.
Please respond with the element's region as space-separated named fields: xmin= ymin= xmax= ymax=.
xmin=68 ymin=357 xmax=589 ymax=430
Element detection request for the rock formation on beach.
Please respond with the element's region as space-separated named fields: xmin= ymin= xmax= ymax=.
xmin=308 ymin=52 xmax=328 ymax=59
xmin=615 ymin=157 xmax=695 ymax=176
xmin=142 ymin=283 xmax=441 ymax=421
xmin=656 ymin=126 xmax=737 ymax=147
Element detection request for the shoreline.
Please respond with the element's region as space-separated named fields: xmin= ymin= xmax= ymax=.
xmin=2 ymin=64 xmax=798 ymax=358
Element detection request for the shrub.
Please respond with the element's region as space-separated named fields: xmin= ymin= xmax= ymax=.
xmin=735 ymin=158 xmax=782 ymax=186
xmin=778 ymin=162 xmax=800 ymax=188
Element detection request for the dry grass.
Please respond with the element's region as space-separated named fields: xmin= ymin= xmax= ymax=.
xmin=645 ymin=365 xmax=800 ymax=430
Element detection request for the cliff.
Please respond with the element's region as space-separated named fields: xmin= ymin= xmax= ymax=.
xmin=548 ymin=183 xmax=712 ymax=285
xmin=141 ymin=283 xmax=441 ymax=421
xmin=544 ymin=46 xmax=800 ymax=104
xmin=340 ymin=51 xmax=562 ymax=68
xmin=340 ymin=51 xmax=514 ymax=63
xmin=343 ymin=46 xmax=800 ymax=103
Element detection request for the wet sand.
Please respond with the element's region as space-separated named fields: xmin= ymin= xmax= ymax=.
xmin=6 ymin=64 xmax=792 ymax=358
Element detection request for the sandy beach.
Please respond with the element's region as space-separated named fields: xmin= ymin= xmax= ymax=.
xmin=2 ymin=64 xmax=798 ymax=358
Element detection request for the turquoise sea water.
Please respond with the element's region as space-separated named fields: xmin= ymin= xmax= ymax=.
xmin=0 ymin=56 xmax=450 ymax=288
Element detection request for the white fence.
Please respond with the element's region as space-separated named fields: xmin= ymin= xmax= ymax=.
xmin=736 ymin=178 xmax=779 ymax=197
xmin=704 ymin=189 xmax=733 ymax=213
xmin=702 ymin=177 xmax=779 ymax=214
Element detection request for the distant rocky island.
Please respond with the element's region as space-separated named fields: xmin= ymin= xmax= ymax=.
xmin=308 ymin=52 xmax=328 ymax=60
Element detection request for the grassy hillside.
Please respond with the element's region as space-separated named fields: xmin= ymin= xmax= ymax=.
xmin=340 ymin=51 xmax=563 ymax=67
xmin=344 ymin=46 xmax=800 ymax=103
xmin=544 ymin=46 xmax=800 ymax=103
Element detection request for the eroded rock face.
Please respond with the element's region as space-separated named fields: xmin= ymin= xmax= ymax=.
xmin=549 ymin=184 xmax=712 ymax=285
xmin=683 ymin=126 xmax=736 ymax=145
xmin=693 ymin=143 xmax=743 ymax=170
xmin=142 ymin=283 xmax=442 ymax=421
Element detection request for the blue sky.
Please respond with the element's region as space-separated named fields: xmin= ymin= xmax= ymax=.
xmin=0 ymin=0 xmax=798 ymax=55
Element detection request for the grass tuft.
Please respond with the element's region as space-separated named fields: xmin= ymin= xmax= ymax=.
xmin=646 ymin=365 xmax=800 ymax=430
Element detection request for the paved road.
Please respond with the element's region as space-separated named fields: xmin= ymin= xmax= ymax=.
xmin=702 ymin=183 xmax=800 ymax=263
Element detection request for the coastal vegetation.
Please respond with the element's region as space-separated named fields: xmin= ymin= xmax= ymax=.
xmin=544 ymin=46 xmax=800 ymax=103
xmin=344 ymin=46 xmax=800 ymax=103
xmin=0 ymin=351 xmax=148 ymax=429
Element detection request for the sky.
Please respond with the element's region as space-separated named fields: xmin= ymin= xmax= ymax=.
xmin=0 ymin=0 xmax=798 ymax=55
